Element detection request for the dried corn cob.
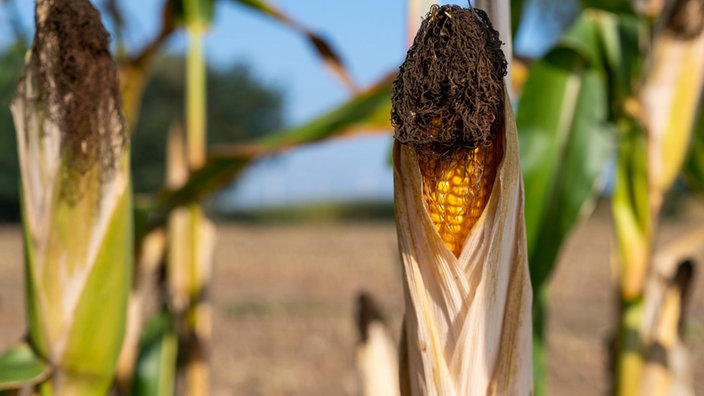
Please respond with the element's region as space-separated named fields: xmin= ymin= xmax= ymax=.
xmin=391 ymin=5 xmax=532 ymax=395
xmin=392 ymin=5 xmax=506 ymax=257
xmin=420 ymin=142 xmax=500 ymax=256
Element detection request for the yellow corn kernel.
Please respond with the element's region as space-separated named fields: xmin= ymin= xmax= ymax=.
xmin=447 ymin=205 xmax=465 ymax=216
xmin=451 ymin=185 xmax=470 ymax=196
xmin=429 ymin=211 xmax=443 ymax=224
xmin=436 ymin=181 xmax=450 ymax=194
xmin=447 ymin=223 xmax=463 ymax=233
xmin=447 ymin=193 xmax=464 ymax=207
xmin=419 ymin=137 xmax=500 ymax=257
xmin=451 ymin=175 xmax=467 ymax=185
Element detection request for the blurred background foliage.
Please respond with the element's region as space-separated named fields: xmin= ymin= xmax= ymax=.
xmin=0 ymin=49 xmax=284 ymax=212
xmin=0 ymin=47 xmax=24 ymax=221
xmin=132 ymin=55 xmax=284 ymax=193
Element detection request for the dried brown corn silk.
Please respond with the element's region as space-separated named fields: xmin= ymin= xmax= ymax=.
xmin=392 ymin=5 xmax=507 ymax=256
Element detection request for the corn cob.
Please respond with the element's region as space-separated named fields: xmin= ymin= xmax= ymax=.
xmin=391 ymin=5 xmax=532 ymax=395
xmin=392 ymin=5 xmax=506 ymax=257
xmin=8 ymin=1 xmax=132 ymax=394
xmin=420 ymin=142 xmax=499 ymax=256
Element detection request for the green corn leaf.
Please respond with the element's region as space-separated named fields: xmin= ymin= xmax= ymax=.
xmin=145 ymin=74 xmax=393 ymax=223
xmin=517 ymin=14 xmax=618 ymax=395
xmin=131 ymin=311 xmax=178 ymax=396
xmin=517 ymin=10 xmax=649 ymax=395
xmin=581 ymin=0 xmax=636 ymax=15
xmin=231 ymin=0 xmax=356 ymax=90
xmin=511 ymin=0 xmax=525 ymax=37
xmin=0 ymin=342 xmax=50 ymax=390
xmin=519 ymin=12 xmax=615 ymax=291
xmin=233 ymin=0 xmax=285 ymax=18
xmin=169 ymin=0 xmax=215 ymax=30
xmin=593 ymin=12 xmax=642 ymax=109
xmin=684 ymin=104 xmax=704 ymax=194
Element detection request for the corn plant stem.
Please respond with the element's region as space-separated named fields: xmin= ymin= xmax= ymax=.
xmin=182 ymin=1 xmax=209 ymax=393
xmin=188 ymin=204 xmax=202 ymax=321
xmin=611 ymin=120 xmax=651 ymax=396
xmin=616 ymin=297 xmax=645 ymax=395
xmin=637 ymin=2 xmax=704 ymax=392
xmin=186 ymin=27 xmax=207 ymax=170
xmin=532 ymin=285 xmax=548 ymax=396
xmin=184 ymin=203 xmax=208 ymax=396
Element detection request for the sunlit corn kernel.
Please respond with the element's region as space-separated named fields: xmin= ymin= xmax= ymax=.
xmin=451 ymin=185 xmax=470 ymax=196
xmin=451 ymin=175 xmax=467 ymax=185
xmin=419 ymin=140 xmax=500 ymax=257
xmin=446 ymin=223 xmax=463 ymax=233
xmin=447 ymin=193 xmax=464 ymax=206
xmin=447 ymin=205 xmax=465 ymax=216
xmin=448 ymin=215 xmax=465 ymax=225
xmin=430 ymin=211 xmax=443 ymax=224
xmin=437 ymin=181 xmax=450 ymax=194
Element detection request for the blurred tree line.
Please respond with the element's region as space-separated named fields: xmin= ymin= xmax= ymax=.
xmin=0 ymin=46 xmax=284 ymax=220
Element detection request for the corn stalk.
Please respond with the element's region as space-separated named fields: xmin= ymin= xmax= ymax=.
xmin=392 ymin=5 xmax=532 ymax=394
xmin=6 ymin=0 xmax=131 ymax=393
xmin=641 ymin=227 xmax=702 ymax=395
xmin=115 ymin=228 xmax=167 ymax=394
xmin=164 ymin=1 xmax=215 ymax=395
xmin=612 ymin=0 xmax=704 ymax=393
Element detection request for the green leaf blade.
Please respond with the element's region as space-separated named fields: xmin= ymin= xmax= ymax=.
xmin=0 ymin=343 xmax=50 ymax=390
xmin=131 ymin=311 xmax=178 ymax=396
xmin=684 ymin=104 xmax=704 ymax=193
xmin=581 ymin=0 xmax=635 ymax=15
xmin=518 ymin=39 xmax=614 ymax=290
xmin=153 ymin=75 xmax=393 ymax=216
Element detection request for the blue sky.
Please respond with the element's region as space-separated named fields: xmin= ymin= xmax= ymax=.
xmin=192 ymin=1 xmax=406 ymax=208
xmin=0 ymin=1 xmax=559 ymax=209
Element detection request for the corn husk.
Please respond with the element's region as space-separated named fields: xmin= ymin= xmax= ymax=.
xmin=393 ymin=91 xmax=533 ymax=395
xmin=10 ymin=0 xmax=131 ymax=393
xmin=643 ymin=0 xmax=704 ymax=221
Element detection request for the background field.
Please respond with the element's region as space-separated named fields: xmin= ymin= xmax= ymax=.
xmin=1 ymin=199 xmax=704 ymax=395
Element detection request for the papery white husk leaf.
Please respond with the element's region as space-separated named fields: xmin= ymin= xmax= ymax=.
xmin=394 ymin=92 xmax=533 ymax=396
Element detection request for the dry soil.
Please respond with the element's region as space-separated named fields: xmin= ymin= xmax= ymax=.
xmin=1 ymin=200 xmax=704 ymax=395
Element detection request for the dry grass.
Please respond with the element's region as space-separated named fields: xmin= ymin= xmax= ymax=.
xmin=1 ymin=200 xmax=704 ymax=395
